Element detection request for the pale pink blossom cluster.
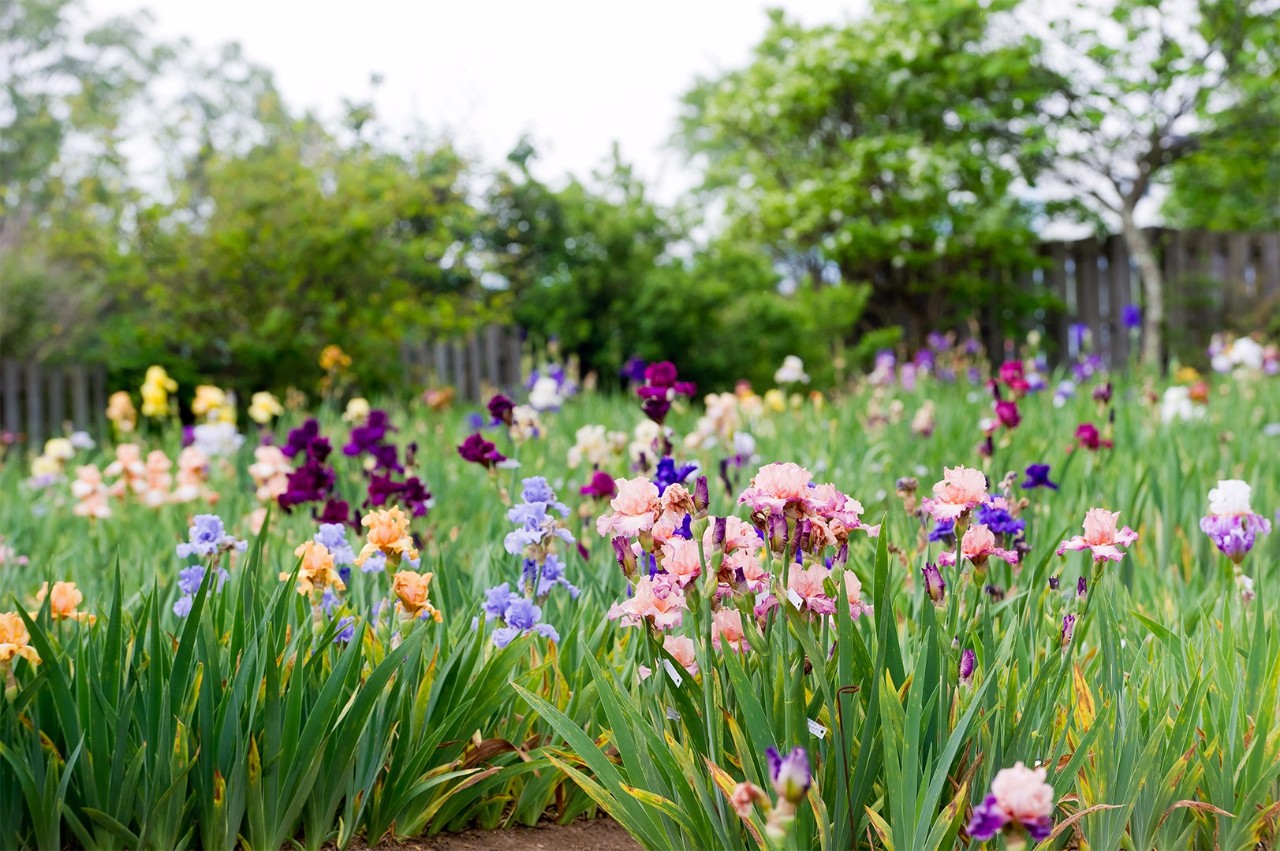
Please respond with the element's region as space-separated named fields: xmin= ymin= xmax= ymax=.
xmin=76 ymin=444 xmax=215 ymax=513
xmin=738 ymin=462 xmax=880 ymax=549
xmin=247 ymin=445 xmax=292 ymax=503
xmin=603 ymin=462 xmax=876 ymax=674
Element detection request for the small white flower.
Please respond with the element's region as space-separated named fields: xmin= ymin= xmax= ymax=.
xmin=1229 ymin=338 xmax=1264 ymax=370
xmin=1208 ymin=479 xmax=1253 ymax=516
xmin=192 ymin=422 xmax=245 ymax=457
xmin=1160 ymin=386 xmax=1203 ymax=423
xmin=69 ymin=431 xmax=95 ymax=450
xmin=774 ymin=355 xmax=810 ymax=385
xmin=528 ymin=375 xmax=564 ymax=411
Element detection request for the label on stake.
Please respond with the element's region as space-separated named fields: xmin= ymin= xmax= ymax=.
xmin=663 ymin=659 xmax=684 ymax=687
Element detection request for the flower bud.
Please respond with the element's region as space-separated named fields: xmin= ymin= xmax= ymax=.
xmin=922 ymin=563 xmax=946 ymax=606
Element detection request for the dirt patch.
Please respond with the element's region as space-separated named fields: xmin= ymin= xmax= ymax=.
xmin=361 ymin=819 xmax=643 ymax=851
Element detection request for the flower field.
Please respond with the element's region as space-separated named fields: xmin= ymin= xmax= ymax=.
xmin=1 ymin=342 xmax=1279 ymax=850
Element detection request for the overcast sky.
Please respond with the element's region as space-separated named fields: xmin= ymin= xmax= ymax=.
xmin=85 ymin=0 xmax=866 ymax=201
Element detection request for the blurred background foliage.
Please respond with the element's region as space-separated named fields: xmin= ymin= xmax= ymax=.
xmin=1 ymin=0 xmax=1276 ymax=397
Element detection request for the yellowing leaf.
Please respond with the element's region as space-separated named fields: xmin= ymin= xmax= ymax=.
xmin=1073 ymin=663 xmax=1096 ymax=728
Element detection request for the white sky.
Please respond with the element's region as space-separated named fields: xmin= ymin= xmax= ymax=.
xmin=84 ymin=0 xmax=866 ymax=201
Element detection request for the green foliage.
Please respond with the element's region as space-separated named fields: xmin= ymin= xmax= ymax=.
xmin=1163 ymin=92 xmax=1280 ymax=231
xmin=676 ymin=1 xmax=1059 ymax=341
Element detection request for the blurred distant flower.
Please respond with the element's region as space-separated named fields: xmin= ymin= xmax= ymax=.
xmin=580 ymin=470 xmax=618 ymax=499
xmin=319 ymin=345 xmax=352 ymax=372
xmin=620 ymin=356 xmax=648 ymax=385
xmin=1121 ymin=304 xmax=1142 ymax=330
xmin=637 ymin=362 xmax=695 ymax=425
xmin=177 ymin=515 xmax=246 ymax=559
xmin=192 ymin=422 xmax=245 ymax=457
xmin=248 ymin=391 xmax=284 ymax=425
xmin=929 ymin=519 xmax=956 ymax=542
xmin=1073 ymin=422 xmax=1111 ymax=451
xmin=487 ymin=394 xmax=516 ymax=426
xmin=140 ymin=366 xmax=178 ymax=418
xmin=458 ymin=433 xmax=507 ymax=468
xmin=106 ymin=391 xmax=137 ymax=434
xmin=774 ymin=355 xmax=810 ymax=385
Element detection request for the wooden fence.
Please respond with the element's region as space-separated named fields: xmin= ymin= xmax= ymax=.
xmin=398 ymin=325 xmax=525 ymax=402
xmin=984 ymin=229 xmax=1280 ymax=364
xmin=0 ymin=361 xmax=108 ymax=450
xmin=0 ymin=327 xmax=524 ymax=447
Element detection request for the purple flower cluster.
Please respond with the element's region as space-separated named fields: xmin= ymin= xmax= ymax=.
xmin=480 ymin=584 xmax=559 ymax=648
xmin=481 ymin=478 xmax=577 ymax=648
xmin=279 ymin=419 xmax=338 ymax=513
xmin=343 ymin=410 xmax=402 ymax=472
xmin=637 ymin=362 xmax=696 ymax=425
xmin=367 ymin=473 xmax=432 ymax=517
xmin=176 ymin=514 xmax=246 ymax=559
xmin=504 ymin=478 xmax=575 ymax=556
xmin=976 ymin=501 xmax=1025 ymax=538
xmin=172 ymin=563 xmax=230 ymax=617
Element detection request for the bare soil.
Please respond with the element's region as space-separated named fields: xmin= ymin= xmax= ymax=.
xmin=359 ymin=819 xmax=643 ymax=851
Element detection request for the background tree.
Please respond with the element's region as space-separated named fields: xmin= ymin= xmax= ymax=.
xmin=1029 ymin=0 xmax=1279 ymax=365
xmin=676 ymin=0 xmax=1063 ymax=349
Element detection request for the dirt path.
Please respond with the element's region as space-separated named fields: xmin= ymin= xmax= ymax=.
xmin=365 ymin=819 xmax=643 ymax=851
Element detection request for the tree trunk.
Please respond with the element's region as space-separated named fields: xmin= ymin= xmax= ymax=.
xmin=1121 ymin=214 xmax=1163 ymax=369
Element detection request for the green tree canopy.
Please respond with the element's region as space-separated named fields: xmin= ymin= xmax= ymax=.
xmin=676 ymin=0 xmax=1063 ymax=343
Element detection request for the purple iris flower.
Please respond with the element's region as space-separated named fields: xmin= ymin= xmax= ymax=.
xmin=765 ymin=747 xmax=811 ymax=804
xmin=929 ymin=519 xmax=956 ymax=542
xmin=333 ymin=616 xmax=356 ymax=644
xmin=282 ymin=420 xmax=322 ymax=458
xmin=976 ymin=502 xmax=1025 ymax=537
xmin=653 ymin=457 xmax=698 ymax=495
xmin=176 ymin=515 xmax=246 ymax=558
xmin=959 ymin=648 xmax=975 ymax=686
xmin=580 ymin=470 xmax=617 ymax=499
xmin=458 ymin=433 xmax=507 ymax=468
xmin=922 ymin=563 xmax=946 ymax=606
xmin=1121 ymin=304 xmax=1142 ymax=329
xmin=620 ymin=356 xmax=648 ymax=385
xmin=491 ymin=598 xmax=558 ymax=648
xmin=1200 ymin=513 xmax=1271 ymax=564
xmin=1021 ymin=464 xmax=1058 ymax=490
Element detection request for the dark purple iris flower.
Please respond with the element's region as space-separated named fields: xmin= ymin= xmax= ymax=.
xmin=487 ymin=394 xmax=516 ymax=426
xmin=580 ymin=470 xmax=617 ymax=499
xmin=653 ymin=456 xmax=697 ymax=495
xmin=458 ymin=433 xmax=507 ymax=468
xmin=1021 ymin=464 xmax=1058 ymax=490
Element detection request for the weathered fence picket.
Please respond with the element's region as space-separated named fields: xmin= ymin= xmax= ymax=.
xmin=0 ymin=362 xmax=107 ymax=448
